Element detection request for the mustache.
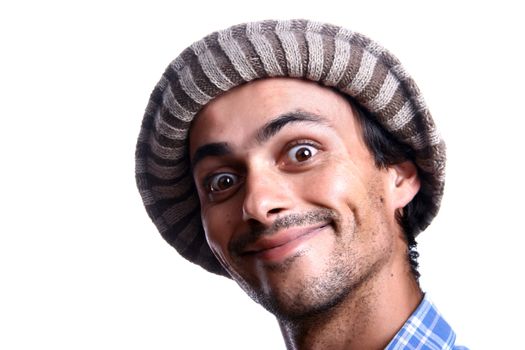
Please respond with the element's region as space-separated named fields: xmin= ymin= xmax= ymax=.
xmin=229 ymin=208 xmax=337 ymax=256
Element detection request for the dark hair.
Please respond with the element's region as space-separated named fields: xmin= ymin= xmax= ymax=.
xmin=346 ymin=96 xmax=422 ymax=281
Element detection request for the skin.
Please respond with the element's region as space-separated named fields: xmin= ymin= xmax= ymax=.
xmin=189 ymin=78 xmax=423 ymax=350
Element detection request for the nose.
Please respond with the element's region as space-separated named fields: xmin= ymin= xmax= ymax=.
xmin=242 ymin=166 xmax=293 ymax=225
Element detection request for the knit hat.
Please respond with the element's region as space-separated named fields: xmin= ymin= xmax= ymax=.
xmin=135 ymin=19 xmax=446 ymax=276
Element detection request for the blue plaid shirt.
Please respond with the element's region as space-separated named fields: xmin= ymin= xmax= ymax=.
xmin=386 ymin=295 xmax=469 ymax=350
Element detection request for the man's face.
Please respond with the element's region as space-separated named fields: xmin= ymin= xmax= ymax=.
xmin=189 ymin=78 xmax=415 ymax=320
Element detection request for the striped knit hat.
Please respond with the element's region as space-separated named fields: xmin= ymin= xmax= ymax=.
xmin=135 ymin=19 xmax=446 ymax=276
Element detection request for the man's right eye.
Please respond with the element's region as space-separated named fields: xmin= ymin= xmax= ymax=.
xmin=207 ymin=173 xmax=239 ymax=192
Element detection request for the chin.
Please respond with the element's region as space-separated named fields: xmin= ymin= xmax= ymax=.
xmin=256 ymin=263 xmax=356 ymax=322
xmin=233 ymin=251 xmax=359 ymax=322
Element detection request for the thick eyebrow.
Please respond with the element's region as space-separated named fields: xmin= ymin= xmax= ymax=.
xmin=191 ymin=110 xmax=329 ymax=170
xmin=256 ymin=110 xmax=329 ymax=144
xmin=191 ymin=142 xmax=232 ymax=170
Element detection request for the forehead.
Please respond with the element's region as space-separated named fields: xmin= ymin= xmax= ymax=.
xmin=189 ymin=78 xmax=360 ymax=152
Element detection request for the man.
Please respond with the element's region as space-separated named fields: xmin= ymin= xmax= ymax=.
xmin=136 ymin=19 xmax=467 ymax=349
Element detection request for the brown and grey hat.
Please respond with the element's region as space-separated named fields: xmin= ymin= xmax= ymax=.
xmin=135 ymin=19 xmax=446 ymax=276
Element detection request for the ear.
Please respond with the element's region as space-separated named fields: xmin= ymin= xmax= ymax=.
xmin=387 ymin=161 xmax=421 ymax=210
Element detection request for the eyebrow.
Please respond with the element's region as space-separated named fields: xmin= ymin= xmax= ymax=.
xmin=191 ymin=110 xmax=328 ymax=170
xmin=191 ymin=142 xmax=232 ymax=170
xmin=256 ymin=110 xmax=328 ymax=144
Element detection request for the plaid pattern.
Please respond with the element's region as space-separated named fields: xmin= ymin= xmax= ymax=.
xmin=386 ymin=295 xmax=469 ymax=350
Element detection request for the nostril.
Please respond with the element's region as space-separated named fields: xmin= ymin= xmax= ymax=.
xmin=268 ymin=208 xmax=283 ymax=214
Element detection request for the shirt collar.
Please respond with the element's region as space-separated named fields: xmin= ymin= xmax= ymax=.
xmin=385 ymin=294 xmax=458 ymax=350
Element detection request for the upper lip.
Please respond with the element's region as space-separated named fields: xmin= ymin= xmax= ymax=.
xmin=240 ymin=222 xmax=329 ymax=255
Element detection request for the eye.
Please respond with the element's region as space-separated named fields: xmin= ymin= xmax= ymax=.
xmin=207 ymin=173 xmax=239 ymax=192
xmin=287 ymin=144 xmax=319 ymax=163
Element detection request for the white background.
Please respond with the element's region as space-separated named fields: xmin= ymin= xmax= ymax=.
xmin=1 ymin=1 xmax=523 ymax=349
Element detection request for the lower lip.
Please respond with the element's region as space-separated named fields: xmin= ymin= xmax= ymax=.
xmin=252 ymin=226 xmax=328 ymax=263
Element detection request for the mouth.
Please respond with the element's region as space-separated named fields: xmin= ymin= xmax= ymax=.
xmin=240 ymin=223 xmax=330 ymax=263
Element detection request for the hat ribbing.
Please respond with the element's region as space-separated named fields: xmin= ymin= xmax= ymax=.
xmin=135 ymin=19 xmax=446 ymax=276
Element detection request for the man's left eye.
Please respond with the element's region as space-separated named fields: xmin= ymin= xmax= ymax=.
xmin=287 ymin=144 xmax=319 ymax=163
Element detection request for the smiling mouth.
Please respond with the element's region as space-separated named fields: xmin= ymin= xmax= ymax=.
xmin=240 ymin=223 xmax=330 ymax=263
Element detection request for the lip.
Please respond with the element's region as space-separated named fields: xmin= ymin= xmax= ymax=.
xmin=241 ymin=223 xmax=329 ymax=263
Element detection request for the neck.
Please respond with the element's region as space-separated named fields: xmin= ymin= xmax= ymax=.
xmin=277 ymin=260 xmax=422 ymax=350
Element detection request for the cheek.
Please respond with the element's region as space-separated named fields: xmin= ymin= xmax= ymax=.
xmin=201 ymin=204 xmax=235 ymax=259
xmin=304 ymin=156 xmax=370 ymax=206
xmin=201 ymin=209 xmax=231 ymax=255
